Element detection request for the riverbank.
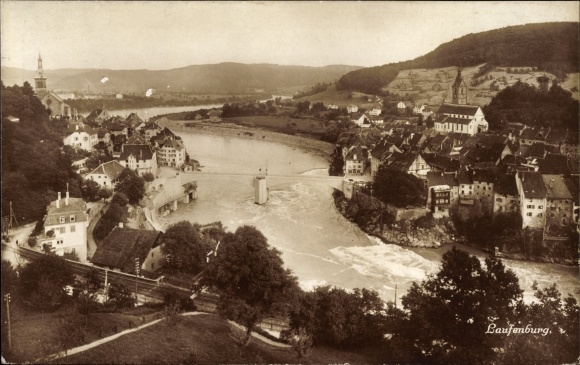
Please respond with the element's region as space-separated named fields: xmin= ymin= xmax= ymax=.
xmin=156 ymin=119 xmax=335 ymax=158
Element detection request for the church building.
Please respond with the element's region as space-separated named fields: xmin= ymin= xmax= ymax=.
xmin=35 ymin=54 xmax=71 ymax=118
xmin=434 ymin=69 xmax=488 ymax=136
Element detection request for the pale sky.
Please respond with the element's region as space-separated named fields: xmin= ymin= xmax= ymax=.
xmin=1 ymin=1 xmax=578 ymax=70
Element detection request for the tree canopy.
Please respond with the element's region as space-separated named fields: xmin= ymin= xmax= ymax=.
xmin=20 ymin=254 xmax=74 ymax=310
xmin=201 ymin=225 xmax=299 ymax=343
xmin=115 ymin=168 xmax=145 ymax=205
xmin=371 ymin=166 xmax=426 ymax=208
xmin=161 ymin=221 xmax=213 ymax=274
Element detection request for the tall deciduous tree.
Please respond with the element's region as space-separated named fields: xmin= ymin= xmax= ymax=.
xmin=161 ymin=221 xmax=212 ymax=274
xmin=115 ymin=168 xmax=145 ymax=205
xmin=201 ymin=226 xmax=299 ymax=344
xmin=388 ymin=247 xmax=522 ymax=364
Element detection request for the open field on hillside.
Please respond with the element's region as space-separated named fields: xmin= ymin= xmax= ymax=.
xmin=58 ymin=314 xmax=383 ymax=364
xmin=293 ymin=85 xmax=383 ymax=109
xmin=2 ymin=299 xmax=162 ymax=364
xmin=383 ymin=64 xmax=578 ymax=107
xmin=223 ymin=115 xmax=328 ymax=136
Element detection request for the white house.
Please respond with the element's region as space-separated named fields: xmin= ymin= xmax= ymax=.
xmin=63 ymin=122 xmax=98 ymax=152
xmin=347 ymin=104 xmax=359 ymax=113
xmin=157 ymin=138 xmax=187 ymax=168
xmin=516 ymin=171 xmax=547 ymax=229
xmin=352 ymin=113 xmax=371 ymax=128
xmin=39 ymin=192 xmax=88 ymax=263
xmin=368 ymin=108 xmax=382 ymax=116
xmin=86 ymin=160 xmax=126 ymax=190
xmin=118 ymin=144 xmax=158 ymax=176
xmin=344 ymin=145 xmax=366 ymax=175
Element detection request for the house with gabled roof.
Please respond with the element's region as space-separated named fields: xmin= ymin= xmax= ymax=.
xmin=63 ymin=121 xmax=98 ymax=152
xmin=86 ymin=160 xmax=126 ymax=190
xmin=140 ymin=121 xmax=162 ymax=141
xmin=538 ymin=154 xmax=571 ymax=175
xmin=387 ymin=151 xmax=430 ymax=178
xmin=118 ymin=144 xmax=158 ymax=176
xmin=516 ymin=171 xmax=547 ymax=229
xmin=38 ymin=192 xmax=88 ymax=262
xmin=542 ymin=175 xmax=574 ymax=229
xmin=85 ymin=108 xmax=111 ymax=125
xmin=370 ymin=139 xmax=401 ymax=176
xmin=157 ymin=138 xmax=187 ymax=168
xmin=91 ymin=226 xmax=164 ymax=273
xmin=344 ymin=145 xmax=367 ymax=175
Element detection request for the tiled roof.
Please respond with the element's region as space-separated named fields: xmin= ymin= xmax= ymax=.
xmin=437 ymin=103 xmax=479 ymax=116
xmin=388 ymin=151 xmax=419 ymax=171
xmin=538 ymin=154 xmax=571 ymax=175
xmin=457 ymin=170 xmax=472 ymax=185
xmin=161 ymin=138 xmax=185 ymax=151
xmin=45 ymin=197 xmax=87 ymax=226
xmin=427 ymin=171 xmax=458 ymax=187
xmin=563 ymin=177 xmax=579 ymax=202
xmin=438 ymin=116 xmax=473 ymax=125
xmin=471 ymin=169 xmax=494 ymax=183
xmin=494 ymin=173 xmax=518 ymax=196
xmin=519 ymin=172 xmax=547 ymax=199
xmin=91 ymin=227 xmax=161 ymax=273
xmin=424 ymin=153 xmax=460 ymax=172
xmin=542 ymin=175 xmax=573 ymax=200
xmin=88 ymin=160 xmax=125 ymax=181
xmin=67 ymin=122 xmax=96 ymax=135
xmin=345 ymin=145 xmax=366 ymax=161
xmin=125 ymin=113 xmax=144 ymax=126
xmin=119 ymin=144 xmax=154 ymax=161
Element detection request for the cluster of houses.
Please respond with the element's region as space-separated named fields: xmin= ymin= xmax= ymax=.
xmin=337 ymin=70 xmax=579 ymax=235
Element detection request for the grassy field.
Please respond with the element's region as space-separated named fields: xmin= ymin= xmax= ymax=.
xmin=293 ymin=84 xmax=382 ymax=109
xmin=58 ymin=313 xmax=384 ymax=364
xmin=223 ymin=115 xmax=328 ymax=137
xmin=2 ymin=298 xmax=162 ymax=364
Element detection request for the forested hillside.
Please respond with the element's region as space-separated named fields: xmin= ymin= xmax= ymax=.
xmin=337 ymin=22 xmax=579 ymax=94
xmin=1 ymin=81 xmax=82 ymax=223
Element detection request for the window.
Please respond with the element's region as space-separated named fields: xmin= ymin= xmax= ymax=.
xmin=59 ymin=216 xmax=65 ymax=223
xmin=538 ymin=213 xmax=543 ymax=217
xmin=538 ymin=206 xmax=543 ymax=210
xmin=527 ymin=205 xmax=535 ymax=209
xmin=151 ymin=252 xmax=154 ymax=257
xmin=70 ymin=225 xmax=75 ymax=233
xmin=527 ymin=213 xmax=532 ymax=217
xmin=70 ymin=215 xmax=75 ymax=222
xmin=496 ymin=198 xmax=503 ymax=202
xmin=59 ymin=227 xmax=66 ymax=234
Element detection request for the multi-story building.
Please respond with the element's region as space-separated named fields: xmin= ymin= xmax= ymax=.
xmin=39 ymin=192 xmax=88 ymax=262
xmin=515 ymin=172 xmax=547 ymax=229
xmin=344 ymin=146 xmax=366 ymax=175
xmin=118 ymin=144 xmax=158 ymax=176
xmin=86 ymin=160 xmax=126 ymax=190
xmin=493 ymin=174 xmax=520 ymax=215
xmin=157 ymin=138 xmax=186 ymax=168
xmin=542 ymin=175 xmax=574 ymax=228
xmin=63 ymin=122 xmax=98 ymax=152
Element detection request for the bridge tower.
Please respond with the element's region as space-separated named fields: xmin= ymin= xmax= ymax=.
xmin=254 ymin=176 xmax=268 ymax=204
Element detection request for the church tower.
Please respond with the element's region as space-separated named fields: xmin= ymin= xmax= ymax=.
xmin=35 ymin=53 xmax=47 ymax=93
xmin=450 ymin=68 xmax=467 ymax=105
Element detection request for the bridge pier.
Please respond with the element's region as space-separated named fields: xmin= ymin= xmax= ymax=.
xmin=255 ymin=176 xmax=268 ymax=204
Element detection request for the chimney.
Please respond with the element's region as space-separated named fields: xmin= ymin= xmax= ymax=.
xmin=550 ymin=178 xmax=554 ymax=189
xmin=56 ymin=192 xmax=61 ymax=208
xmin=66 ymin=191 xmax=69 ymax=206
xmin=119 ymin=222 xmax=124 ymax=228
xmin=76 ymin=124 xmax=79 ymax=131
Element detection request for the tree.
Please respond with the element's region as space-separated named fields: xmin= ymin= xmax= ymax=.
xmin=81 ymin=180 xmax=101 ymax=202
xmin=371 ymin=166 xmax=426 ymax=208
xmin=115 ymin=168 xmax=145 ymax=205
xmin=142 ymin=172 xmax=155 ymax=182
xmin=201 ymin=226 xmax=300 ymax=345
xmin=501 ymin=283 xmax=579 ymax=364
xmin=75 ymin=269 xmax=103 ymax=327
xmin=107 ymin=280 xmax=133 ymax=309
xmin=20 ymin=255 xmax=74 ymax=310
xmin=111 ymin=192 xmax=129 ymax=207
xmin=161 ymin=221 xmax=212 ymax=274
xmin=97 ymin=188 xmax=113 ymax=201
xmin=387 ymin=247 xmax=523 ymax=364
xmin=94 ymin=202 xmax=126 ymax=241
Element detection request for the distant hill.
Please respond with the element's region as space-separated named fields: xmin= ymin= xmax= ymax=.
xmin=1 ymin=63 xmax=363 ymax=95
xmin=337 ymin=22 xmax=579 ymax=95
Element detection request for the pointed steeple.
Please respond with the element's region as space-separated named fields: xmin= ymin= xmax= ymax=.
xmin=450 ymin=68 xmax=467 ymax=104
xmin=35 ymin=53 xmax=47 ymax=93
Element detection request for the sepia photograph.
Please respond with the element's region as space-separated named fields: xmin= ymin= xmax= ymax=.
xmin=1 ymin=1 xmax=579 ymax=363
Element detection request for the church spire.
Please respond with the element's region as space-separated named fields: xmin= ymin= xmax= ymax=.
xmin=450 ymin=68 xmax=467 ymax=104
xmin=35 ymin=53 xmax=47 ymax=92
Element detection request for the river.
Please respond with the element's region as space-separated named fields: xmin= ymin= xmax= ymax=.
xmin=83 ymin=95 xmax=291 ymax=120
xmin=158 ymin=131 xmax=579 ymax=305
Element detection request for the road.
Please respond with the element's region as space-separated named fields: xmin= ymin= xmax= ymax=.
xmin=87 ymin=202 xmax=106 ymax=260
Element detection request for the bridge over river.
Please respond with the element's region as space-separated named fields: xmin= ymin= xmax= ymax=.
xmin=145 ymin=171 xmax=349 ymax=232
